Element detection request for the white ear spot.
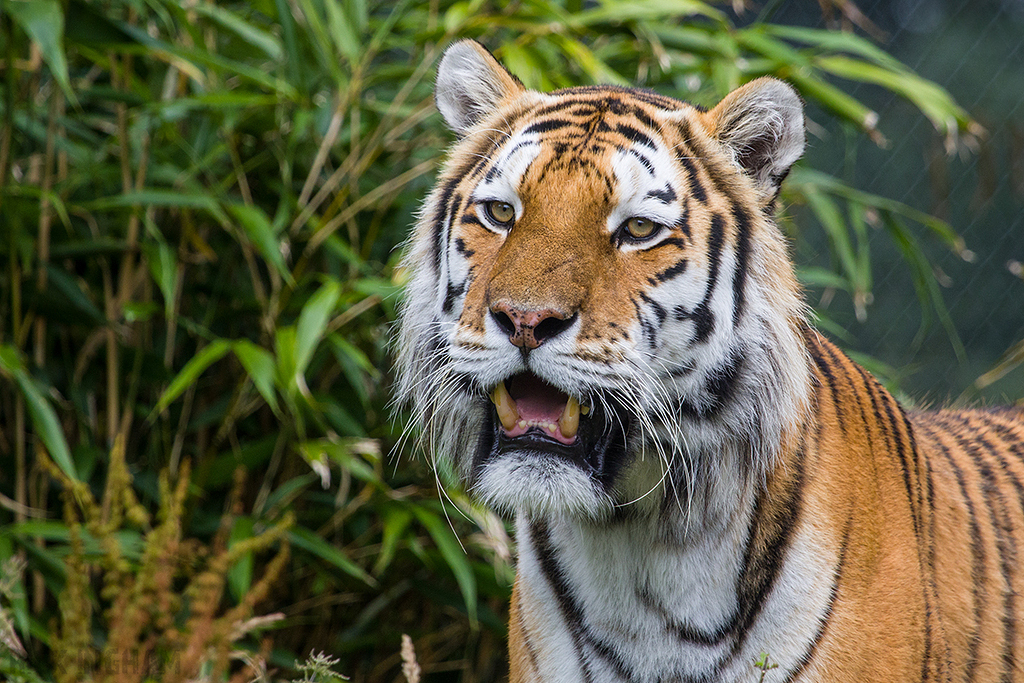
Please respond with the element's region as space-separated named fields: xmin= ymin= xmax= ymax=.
xmin=435 ymin=40 xmax=526 ymax=136
xmin=707 ymin=78 xmax=805 ymax=196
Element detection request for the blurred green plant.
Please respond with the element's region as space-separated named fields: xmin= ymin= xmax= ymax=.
xmin=0 ymin=0 xmax=1011 ymax=681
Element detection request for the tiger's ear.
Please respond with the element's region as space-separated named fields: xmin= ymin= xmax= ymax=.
xmin=435 ymin=40 xmax=526 ymax=136
xmin=704 ymin=78 xmax=805 ymax=197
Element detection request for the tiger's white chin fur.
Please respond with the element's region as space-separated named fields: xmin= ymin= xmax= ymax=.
xmin=472 ymin=451 xmax=615 ymax=520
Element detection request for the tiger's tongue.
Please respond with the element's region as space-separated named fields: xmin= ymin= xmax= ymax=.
xmin=511 ymin=374 xmax=566 ymax=422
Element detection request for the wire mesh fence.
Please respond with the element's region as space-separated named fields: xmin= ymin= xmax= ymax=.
xmin=762 ymin=0 xmax=1024 ymax=404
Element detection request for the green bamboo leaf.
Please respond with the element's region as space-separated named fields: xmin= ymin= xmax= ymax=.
xmin=43 ymin=265 xmax=105 ymax=325
xmin=803 ymin=186 xmax=858 ymax=284
xmin=787 ymin=70 xmax=878 ymax=133
xmin=552 ymin=36 xmax=629 ymax=86
xmin=497 ymin=42 xmax=546 ymax=90
xmin=233 ymin=340 xmax=279 ymax=413
xmin=228 ymin=203 xmax=293 ymax=285
xmin=373 ymin=506 xmax=412 ymax=576
xmin=796 ymin=266 xmax=851 ymax=291
xmin=881 ymin=213 xmax=965 ymax=360
xmin=763 ymin=24 xmax=904 ymax=70
xmin=151 ymin=339 xmax=232 ymax=416
xmin=412 ymin=507 xmax=477 ymax=626
xmin=83 ymin=189 xmax=230 ymax=226
xmin=288 ymin=527 xmax=376 ymax=586
xmin=328 ymin=334 xmax=377 ymax=409
xmin=815 ymin=56 xmax=970 ymax=134
xmin=6 ymin=0 xmax=75 ymax=103
xmin=790 ymin=167 xmax=965 ymax=253
xmin=274 ymin=326 xmax=298 ymax=396
xmin=292 ymin=0 xmax=348 ymax=87
xmin=976 ymin=339 xmax=1024 ymax=390
xmin=301 ymin=437 xmax=382 ymax=484
xmin=273 ymin=0 xmax=303 ymax=89
xmin=262 ymin=474 xmax=317 ymax=511
xmin=847 ymin=202 xmax=873 ymax=316
xmin=295 ymin=282 xmax=341 ymax=376
xmin=323 ymin=0 xmax=362 ymax=65
xmin=141 ymin=237 xmax=178 ymax=321
xmin=0 ymin=520 xmax=74 ymax=542
xmin=0 ymin=346 xmax=77 ymax=483
xmin=319 ymin=396 xmax=367 ymax=437
xmin=113 ymin=20 xmax=299 ymax=98
xmin=734 ymin=26 xmax=809 ymax=68
xmin=190 ymin=3 xmax=283 ymax=60
xmin=569 ymin=0 xmax=721 ymax=27
xmin=652 ymin=25 xmax=725 ymax=57
xmin=227 ymin=517 xmax=255 ymax=602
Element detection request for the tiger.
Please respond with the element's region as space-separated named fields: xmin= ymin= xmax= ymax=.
xmin=395 ymin=39 xmax=1024 ymax=683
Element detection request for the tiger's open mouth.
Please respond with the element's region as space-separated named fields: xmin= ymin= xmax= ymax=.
xmin=490 ymin=372 xmax=588 ymax=444
xmin=472 ymin=372 xmax=629 ymax=488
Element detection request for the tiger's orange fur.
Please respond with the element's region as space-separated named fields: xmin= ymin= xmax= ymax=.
xmin=397 ymin=40 xmax=1024 ymax=682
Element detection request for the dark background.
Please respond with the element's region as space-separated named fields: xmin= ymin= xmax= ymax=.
xmin=759 ymin=0 xmax=1024 ymax=404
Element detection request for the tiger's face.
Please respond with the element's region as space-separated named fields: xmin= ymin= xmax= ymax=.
xmin=398 ymin=41 xmax=811 ymax=522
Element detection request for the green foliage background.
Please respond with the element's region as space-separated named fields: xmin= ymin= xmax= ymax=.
xmin=0 ymin=0 xmax=1019 ymax=681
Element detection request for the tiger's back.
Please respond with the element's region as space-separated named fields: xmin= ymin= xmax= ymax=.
xmin=801 ymin=330 xmax=1024 ymax=681
xmin=398 ymin=39 xmax=1024 ymax=682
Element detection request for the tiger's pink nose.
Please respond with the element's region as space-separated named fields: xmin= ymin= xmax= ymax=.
xmin=489 ymin=303 xmax=575 ymax=349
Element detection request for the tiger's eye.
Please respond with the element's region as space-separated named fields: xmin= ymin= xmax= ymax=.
xmin=486 ymin=201 xmax=515 ymax=225
xmin=625 ymin=217 xmax=657 ymax=240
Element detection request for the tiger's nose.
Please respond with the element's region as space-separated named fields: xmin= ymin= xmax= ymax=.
xmin=489 ymin=303 xmax=576 ymax=349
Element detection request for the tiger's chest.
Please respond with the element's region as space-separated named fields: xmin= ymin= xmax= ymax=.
xmin=512 ymin=512 xmax=839 ymax=683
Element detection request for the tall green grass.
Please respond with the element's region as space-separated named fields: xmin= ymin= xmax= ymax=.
xmin=0 ymin=1 xmax=996 ymax=680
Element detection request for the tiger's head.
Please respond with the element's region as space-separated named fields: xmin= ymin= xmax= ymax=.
xmin=397 ymin=40 xmax=812 ymax=524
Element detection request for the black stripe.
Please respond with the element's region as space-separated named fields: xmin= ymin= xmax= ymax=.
xmin=811 ymin=335 xmax=951 ymax=680
xmin=679 ymin=349 xmax=744 ymax=419
xmin=524 ymin=118 xmax=575 ymax=135
xmin=528 ymin=521 xmax=635 ymax=681
xmin=679 ymin=155 xmax=708 ymax=204
xmin=731 ymin=204 xmax=752 ymax=327
xmin=441 ymin=280 xmax=465 ymax=315
xmin=846 ymin=350 xmax=946 ymax=681
xmin=632 ymin=297 xmax=658 ymax=350
xmin=652 ymin=236 xmax=688 ymax=251
xmin=691 ymin=212 xmax=725 ymax=343
xmin=856 ymin=363 xmax=921 ymax=539
xmin=807 ymin=338 xmax=848 ymax=438
xmin=528 ymin=521 xmax=595 ymax=683
xmin=650 ymin=258 xmax=688 ymax=285
xmin=675 ymin=203 xmax=692 ymax=237
xmin=432 ymin=178 xmax=459 ymax=276
xmin=638 ymin=291 xmax=667 ymax=326
xmin=782 ymin=517 xmax=852 ymax=683
xmin=634 ymin=583 xmax=736 ymax=647
xmin=626 ymin=148 xmax=656 ymax=175
xmin=716 ymin=432 xmax=808 ymax=674
xmin=917 ymin=420 xmax=986 ymax=682
xmin=484 ymin=139 xmax=535 ymax=181
xmin=959 ymin=414 xmax=1023 ymax=681
xmin=645 ymin=183 xmax=677 ymax=204
xmin=616 ymin=122 xmax=656 ymax=148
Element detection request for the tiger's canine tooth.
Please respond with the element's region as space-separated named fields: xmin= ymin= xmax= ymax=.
xmin=490 ymin=382 xmax=519 ymax=430
xmin=559 ymin=396 xmax=580 ymax=439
